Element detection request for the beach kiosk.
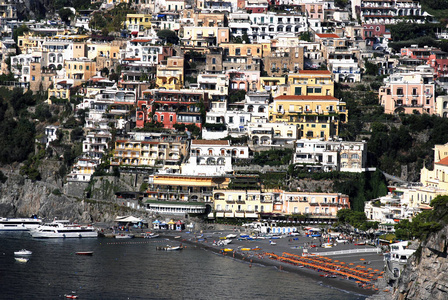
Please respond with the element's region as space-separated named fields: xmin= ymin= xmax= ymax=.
xmin=168 ymin=220 xmax=176 ymax=230
xmin=152 ymin=220 xmax=161 ymax=230
xmin=175 ymin=220 xmax=185 ymax=231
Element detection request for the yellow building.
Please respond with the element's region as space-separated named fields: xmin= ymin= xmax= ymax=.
xmin=258 ymin=76 xmax=286 ymax=93
xmin=182 ymin=26 xmax=230 ymax=48
xmin=421 ymin=143 xmax=448 ymax=191
xmin=288 ymin=70 xmax=334 ymax=96
xmin=219 ymin=42 xmax=270 ymax=58
xmin=147 ymin=174 xmax=229 ymax=202
xmin=156 ymin=56 xmax=184 ymax=90
xmin=213 ymin=189 xmax=274 ymax=219
xmin=268 ymin=95 xmax=347 ymax=139
xmin=111 ymin=139 xmax=187 ymax=172
xmin=125 ymin=13 xmax=152 ymax=36
xmin=64 ymin=57 xmax=97 ymax=86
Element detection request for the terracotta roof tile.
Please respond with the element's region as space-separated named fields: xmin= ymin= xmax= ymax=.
xmin=436 ymin=156 xmax=448 ymax=166
xmin=316 ymin=33 xmax=340 ymax=38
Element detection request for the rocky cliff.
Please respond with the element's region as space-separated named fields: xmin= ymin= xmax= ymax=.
xmin=392 ymin=227 xmax=448 ymax=300
xmin=0 ymin=172 xmax=150 ymax=223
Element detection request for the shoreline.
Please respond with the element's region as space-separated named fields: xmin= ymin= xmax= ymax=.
xmin=161 ymin=233 xmax=378 ymax=297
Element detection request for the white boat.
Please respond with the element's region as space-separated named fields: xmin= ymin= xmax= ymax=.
xmin=157 ymin=245 xmax=183 ymax=251
xmin=30 ymin=220 xmax=98 ymax=238
xmin=0 ymin=217 xmax=42 ymax=231
xmin=14 ymin=249 xmax=32 ymax=255
xmin=322 ymin=243 xmax=333 ymax=248
xmin=115 ymin=234 xmax=134 ymax=239
xmin=15 ymin=257 xmax=29 ymax=263
xmin=226 ymin=234 xmax=237 ymax=239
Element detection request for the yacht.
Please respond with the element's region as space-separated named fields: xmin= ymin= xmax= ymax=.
xmin=30 ymin=220 xmax=98 ymax=238
xmin=0 ymin=217 xmax=43 ymax=231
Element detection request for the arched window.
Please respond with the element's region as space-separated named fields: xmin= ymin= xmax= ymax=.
xmin=351 ymin=154 xmax=359 ymax=159
xmin=341 ymin=153 xmax=348 ymax=159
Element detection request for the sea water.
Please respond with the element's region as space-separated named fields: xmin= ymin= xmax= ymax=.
xmin=0 ymin=232 xmax=366 ymax=300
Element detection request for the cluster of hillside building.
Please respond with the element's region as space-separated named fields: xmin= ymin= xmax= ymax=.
xmin=1 ymin=0 xmax=447 ymax=223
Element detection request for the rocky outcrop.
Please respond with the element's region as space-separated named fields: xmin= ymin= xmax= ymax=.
xmin=0 ymin=173 xmax=151 ymax=223
xmin=392 ymin=227 xmax=448 ymax=300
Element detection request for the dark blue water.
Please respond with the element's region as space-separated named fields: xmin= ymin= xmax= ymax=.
xmin=0 ymin=232 xmax=366 ymax=299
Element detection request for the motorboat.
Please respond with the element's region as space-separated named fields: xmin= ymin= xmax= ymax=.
xmin=14 ymin=249 xmax=32 ymax=255
xmin=0 ymin=217 xmax=42 ymax=231
xmin=144 ymin=233 xmax=159 ymax=239
xmin=269 ymin=240 xmax=277 ymax=245
xmin=157 ymin=245 xmax=183 ymax=251
xmin=322 ymin=243 xmax=333 ymax=248
xmin=226 ymin=234 xmax=237 ymax=239
xmin=30 ymin=220 xmax=98 ymax=238
xmin=15 ymin=257 xmax=29 ymax=263
xmin=64 ymin=292 xmax=78 ymax=299
xmin=76 ymin=252 xmax=94 ymax=256
xmin=115 ymin=234 xmax=134 ymax=239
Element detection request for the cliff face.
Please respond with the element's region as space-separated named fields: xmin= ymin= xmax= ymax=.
xmin=0 ymin=173 xmax=150 ymax=223
xmin=393 ymin=227 xmax=448 ymax=300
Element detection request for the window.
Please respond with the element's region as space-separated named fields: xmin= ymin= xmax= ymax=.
xmin=32 ymin=76 xmax=35 ymax=81
xmin=212 ymin=58 xmax=216 ymax=64
xmin=229 ymin=116 xmax=233 ymax=123
xmin=307 ymin=87 xmax=314 ymax=94
xmin=351 ymin=154 xmax=359 ymax=159
xmin=169 ymin=115 xmax=173 ymax=122
xmin=315 ymin=87 xmax=321 ymax=93
xmin=240 ymin=117 xmax=245 ymax=123
xmin=397 ymin=88 xmax=403 ymax=95
xmin=235 ymin=48 xmax=240 ymax=55
xmin=86 ymin=66 xmax=89 ymax=70
xmin=341 ymin=153 xmax=348 ymax=158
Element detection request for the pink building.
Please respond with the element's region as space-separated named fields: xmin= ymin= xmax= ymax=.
xmin=379 ymin=67 xmax=435 ymax=114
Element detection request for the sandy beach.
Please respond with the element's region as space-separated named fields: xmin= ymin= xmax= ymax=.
xmin=155 ymin=228 xmax=386 ymax=297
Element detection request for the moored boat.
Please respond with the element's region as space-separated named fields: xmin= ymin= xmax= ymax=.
xmin=30 ymin=220 xmax=98 ymax=238
xmin=156 ymin=245 xmax=183 ymax=251
xmin=15 ymin=257 xmax=29 ymax=263
xmin=0 ymin=217 xmax=42 ymax=231
xmin=14 ymin=249 xmax=32 ymax=255
xmin=76 ymin=251 xmax=94 ymax=256
xmin=115 ymin=234 xmax=134 ymax=239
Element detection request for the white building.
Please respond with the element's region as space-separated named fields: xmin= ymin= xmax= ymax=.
xmin=293 ymin=139 xmax=368 ymax=172
xmin=182 ymin=140 xmax=249 ymax=176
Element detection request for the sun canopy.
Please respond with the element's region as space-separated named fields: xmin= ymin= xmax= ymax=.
xmin=115 ymin=216 xmax=146 ymax=223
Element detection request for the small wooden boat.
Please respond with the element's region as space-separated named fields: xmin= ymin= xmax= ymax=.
xmin=14 ymin=249 xmax=32 ymax=255
xmin=174 ymin=236 xmax=181 ymax=239
xmin=76 ymin=251 xmax=93 ymax=256
xmin=241 ymin=248 xmax=251 ymax=251
xmin=223 ymin=248 xmax=233 ymax=252
xmin=251 ymin=247 xmax=261 ymax=251
xmin=15 ymin=257 xmax=29 ymax=263
xmin=144 ymin=233 xmax=159 ymax=239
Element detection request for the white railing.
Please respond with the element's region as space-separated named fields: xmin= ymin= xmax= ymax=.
xmin=304 ymin=247 xmax=382 ymax=256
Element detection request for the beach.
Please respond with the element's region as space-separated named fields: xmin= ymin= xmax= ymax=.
xmin=154 ymin=228 xmax=387 ymax=297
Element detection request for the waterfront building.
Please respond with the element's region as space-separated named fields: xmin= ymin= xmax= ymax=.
xmin=148 ymin=173 xmax=229 ymax=202
xmin=212 ymin=189 xmax=274 ymax=219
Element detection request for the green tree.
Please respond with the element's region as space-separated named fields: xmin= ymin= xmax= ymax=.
xmin=157 ymin=29 xmax=179 ymax=44
xmin=59 ymin=8 xmax=74 ymax=25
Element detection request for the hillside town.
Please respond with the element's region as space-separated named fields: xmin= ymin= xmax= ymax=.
xmin=2 ymin=0 xmax=448 ymax=231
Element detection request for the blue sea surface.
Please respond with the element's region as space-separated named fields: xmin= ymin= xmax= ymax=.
xmin=0 ymin=232 xmax=366 ymax=299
